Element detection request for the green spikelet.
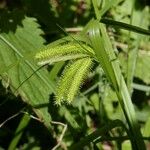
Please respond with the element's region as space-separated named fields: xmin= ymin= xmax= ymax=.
xmin=35 ymin=42 xmax=94 ymax=65
xmin=35 ymin=42 xmax=94 ymax=105
xmin=55 ymin=59 xmax=85 ymax=105
xmin=66 ymin=58 xmax=93 ymax=103
xmin=55 ymin=57 xmax=93 ymax=105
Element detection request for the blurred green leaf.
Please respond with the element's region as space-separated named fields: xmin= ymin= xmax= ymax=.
xmin=122 ymin=140 xmax=132 ymax=150
xmin=135 ymin=106 xmax=150 ymax=122
xmin=90 ymin=93 xmax=99 ymax=112
xmin=59 ymin=106 xmax=80 ymax=130
xmin=135 ymin=55 xmax=150 ymax=84
xmin=119 ymin=50 xmax=150 ymax=85
xmin=103 ymin=86 xmax=123 ymax=120
xmin=143 ymin=117 xmax=150 ymax=137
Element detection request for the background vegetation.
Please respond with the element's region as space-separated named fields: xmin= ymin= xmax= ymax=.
xmin=0 ymin=0 xmax=150 ymax=149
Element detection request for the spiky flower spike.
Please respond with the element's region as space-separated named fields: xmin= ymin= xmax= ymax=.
xmin=55 ymin=58 xmax=93 ymax=105
xmin=35 ymin=42 xmax=94 ymax=65
xmin=35 ymin=42 xmax=94 ymax=105
xmin=66 ymin=58 xmax=93 ymax=103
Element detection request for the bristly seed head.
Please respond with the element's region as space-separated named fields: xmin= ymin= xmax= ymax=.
xmin=55 ymin=57 xmax=93 ymax=105
xmin=35 ymin=42 xmax=94 ymax=105
xmin=35 ymin=42 xmax=95 ymax=65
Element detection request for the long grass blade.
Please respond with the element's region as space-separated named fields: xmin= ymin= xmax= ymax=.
xmin=100 ymin=18 xmax=150 ymax=36
xmin=87 ymin=19 xmax=146 ymax=150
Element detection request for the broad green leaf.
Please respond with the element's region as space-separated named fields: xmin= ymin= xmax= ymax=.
xmin=0 ymin=16 xmax=54 ymax=128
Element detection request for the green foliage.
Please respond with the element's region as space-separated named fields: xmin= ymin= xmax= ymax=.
xmin=0 ymin=0 xmax=149 ymax=149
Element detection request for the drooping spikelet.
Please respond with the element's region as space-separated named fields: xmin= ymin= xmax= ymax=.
xmin=66 ymin=58 xmax=93 ymax=103
xmin=55 ymin=59 xmax=84 ymax=105
xmin=35 ymin=42 xmax=94 ymax=65
xmin=35 ymin=42 xmax=94 ymax=105
xmin=55 ymin=57 xmax=93 ymax=105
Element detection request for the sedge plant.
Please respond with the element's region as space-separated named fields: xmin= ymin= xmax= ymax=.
xmin=1 ymin=0 xmax=149 ymax=149
xmin=33 ymin=1 xmax=148 ymax=149
xmin=34 ymin=21 xmax=146 ymax=150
